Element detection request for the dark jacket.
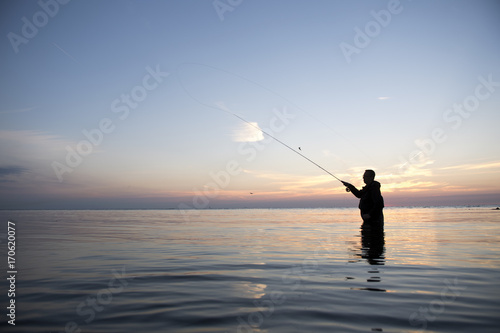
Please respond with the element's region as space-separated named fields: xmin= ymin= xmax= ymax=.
xmin=346 ymin=181 xmax=384 ymax=223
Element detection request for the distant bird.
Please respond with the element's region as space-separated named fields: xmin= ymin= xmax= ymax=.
xmin=250 ymin=192 xmax=253 ymax=195
xmin=298 ymin=147 xmax=301 ymax=151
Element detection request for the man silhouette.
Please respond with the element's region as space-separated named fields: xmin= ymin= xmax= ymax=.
xmin=342 ymin=170 xmax=384 ymax=227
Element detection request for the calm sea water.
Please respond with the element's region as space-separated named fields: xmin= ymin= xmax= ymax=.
xmin=0 ymin=207 xmax=499 ymax=333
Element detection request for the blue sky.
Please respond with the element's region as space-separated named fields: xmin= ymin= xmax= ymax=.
xmin=1 ymin=0 xmax=500 ymax=209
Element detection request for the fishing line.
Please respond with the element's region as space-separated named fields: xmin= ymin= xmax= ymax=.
xmin=175 ymin=62 xmax=376 ymax=167
xmin=175 ymin=64 xmax=347 ymax=186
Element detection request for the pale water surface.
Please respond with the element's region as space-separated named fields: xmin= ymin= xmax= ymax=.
xmin=0 ymin=207 xmax=499 ymax=332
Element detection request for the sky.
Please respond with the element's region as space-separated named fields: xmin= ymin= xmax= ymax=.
xmin=1 ymin=0 xmax=500 ymax=209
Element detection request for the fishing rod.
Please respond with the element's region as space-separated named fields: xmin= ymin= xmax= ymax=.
xmin=230 ymin=112 xmax=343 ymax=181
xmin=175 ymin=65 xmax=350 ymax=192
xmin=224 ymin=109 xmax=351 ymax=192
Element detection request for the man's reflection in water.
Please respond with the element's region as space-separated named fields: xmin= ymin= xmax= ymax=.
xmin=345 ymin=220 xmax=386 ymax=294
xmin=360 ymin=222 xmax=385 ymax=265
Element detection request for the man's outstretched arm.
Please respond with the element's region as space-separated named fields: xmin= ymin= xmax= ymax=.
xmin=342 ymin=181 xmax=362 ymax=198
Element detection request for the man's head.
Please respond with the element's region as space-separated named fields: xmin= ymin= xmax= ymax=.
xmin=363 ymin=169 xmax=375 ymax=185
